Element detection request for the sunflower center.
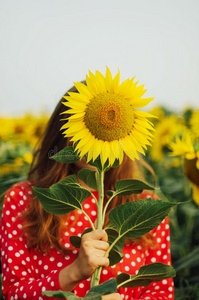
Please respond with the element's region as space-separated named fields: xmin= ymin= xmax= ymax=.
xmin=84 ymin=93 xmax=135 ymax=141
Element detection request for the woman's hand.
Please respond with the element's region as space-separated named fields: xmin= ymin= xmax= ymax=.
xmin=102 ymin=293 xmax=122 ymax=299
xmin=75 ymin=229 xmax=109 ymax=280
xmin=59 ymin=229 xmax=110 ymax=291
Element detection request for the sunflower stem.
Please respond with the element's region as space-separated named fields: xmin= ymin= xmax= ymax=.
xmin=90 ymin=169 xmax=105 ymax=288
xmin=97 ymin=170 xmax=104 ymax=230
xmin=102 ymin=193 xmax=115 ymax=225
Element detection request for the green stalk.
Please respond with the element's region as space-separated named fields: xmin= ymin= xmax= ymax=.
xmin=81 ymin=210 xmax=95 ymax=231
xmin=90 ymin=169 xmax=105 ymax=288
xmin=102 ymin=193 xmax=115 ymax=225
xmin=97 ymin=170 xmax=104 ymax=230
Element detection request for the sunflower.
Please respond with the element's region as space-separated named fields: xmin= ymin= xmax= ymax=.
xmin=169 ymin=134 xmax=199 ymax=169
xmin=190 ymin=110 xmax=199 ymax=139
xmin=150 ymin=116 xmax=184 ymax=161
xmin=61 ymin=67 xmax=155 ymax=166
xmin=170 ymin=134 xmax=199 ymax=205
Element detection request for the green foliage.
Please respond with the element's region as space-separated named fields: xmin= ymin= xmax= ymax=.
xmin=88 ymin=157 xmax=120 ymax=171
xmin=43 ymin=278 xmax=117 ymax=299
xmin=2 ymin=107 xmax=198 ymax=298
xmin=33 ymin=177 xmax=91 ymax=215
xmin=50 ymin=146 xmax=80 ymax=164
xmin=107 ymin=199 xmax=175 ymax=239
xmin=106 ymin=179 xmax=155 ymax=197
xmin=145 ymin=140 xmax=199 ymax=298
xmin=70 ymin=228 xmax=93 ymax=249
xmin=116 ymin=263 xmax=176 ymax=288
xmin=78 ymin=169 xmax=98 ymax=191
xmin=173 ymin=247 xmax=199 ymax=272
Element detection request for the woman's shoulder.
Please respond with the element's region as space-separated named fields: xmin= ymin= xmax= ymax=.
xmin=3 ymin=180 xmax=33 ymax=211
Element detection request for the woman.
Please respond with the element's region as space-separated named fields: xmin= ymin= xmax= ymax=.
xmin=0 ymin=85 xmax=174 ymax=300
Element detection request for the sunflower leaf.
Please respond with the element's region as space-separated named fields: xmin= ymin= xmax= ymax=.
xmin=116 ymin=263 xmax=176 ymax=288
xmin=109 ymin=179 xmax=155 ymax=196
xmin=78 ymin=169 xmax=98 ymax=191
xmin=33 ymin=183 xmax=91 ymax=215
xmin=106 ymin=228 xmax=125 ymax=266
xmin=44 ymin=279 xmax=117 ymax=299
xmin=106 ymin=199 xmax=175 ymax=240
xmin=69 ymin=236 xmax=81 ymax=249
xmin=50 ymin=146 xmax=80 ymax=164
xmin=87 ymin=157 xmax=109 ymax=172
xmin=58 ymin=174 xmax=79 ymax=186
xmin=42 ymin=290 xmax=79 ymax=299
xmin=87 ymin=278 xmax=117 ymax=297
xmin=87 ymin=157 xmax=120 ymax=172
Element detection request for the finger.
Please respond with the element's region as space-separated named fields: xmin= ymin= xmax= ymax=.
xmin=94 ymin=256 xmax=109 ymax=268
xmin=89 ymin=240 xmax=109 ymax=251
xmin=92 ymin=249 xmax=108 ymax=258
xmin=83 ymin=229 xmax=108 ymax=242
xmin=102 ymin=293 xmax=122 ymax=299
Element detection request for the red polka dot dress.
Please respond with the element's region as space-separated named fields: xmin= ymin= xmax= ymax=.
xmin=0 ymin=182 xmax=174 ymax=299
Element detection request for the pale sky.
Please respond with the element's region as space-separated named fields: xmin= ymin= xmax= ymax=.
xmin=1 ymin=0 xmax=199 ymax=116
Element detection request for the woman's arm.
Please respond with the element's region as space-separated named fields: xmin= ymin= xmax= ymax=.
xmin=59 ymin=229 xmax=109 ymax=291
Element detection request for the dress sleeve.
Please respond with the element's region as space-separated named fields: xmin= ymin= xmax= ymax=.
xmin=0 ymin=183 xmax=62 ymax=300
xmin=135 ymin=218 xmax=174 ymax=300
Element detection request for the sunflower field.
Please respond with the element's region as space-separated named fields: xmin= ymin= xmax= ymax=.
xmin=0 ymin=107 xmax=199 ymax=300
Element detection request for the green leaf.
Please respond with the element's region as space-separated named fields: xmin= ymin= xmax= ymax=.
xmin=50 ymin=146 xmax=80 ymax=164
xmin=33 ymin=183 xmax=91 ymax=215
xmin=43 ymin=273 xmax=116 ymax=299
xmin=58 ymin=175 xmax=79 ymax=186
xmin=87 ymin=157 xmax=120 ymax=172
xmin=106 ymin=228 xmax=125 ymax=266
xmin=87 ymin=278 xmax=117 ymax=296
xmin=107 ymin=199 xmax=175 ymax=240
xmin=70 ymin=228 xmax=93 ymax=248
xmin=116 ymin=263 xmax=176 ymax=288
xmin=87 ymin=156 xmax=109 ymax=172
xmin=69 ymin=235 xmax=81 ymax=248
xmin=108 ymin=247 xmax=124 ymax=267
xmin=78 ymin=169 xmax=97 ymax=191
xmin=106 ymin=179 xmax=155 ymax=197
xmin=43 ymin=290 xmax=80 ymax=299
xmin=84 ymin=293 xmax=101 ymax=300
xmin=173 ymin=246 xmax=199 ymax=272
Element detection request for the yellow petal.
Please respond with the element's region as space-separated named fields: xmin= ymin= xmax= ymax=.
xmin=135 ymin=110 xmax=158 ymax=119
xmin=121 ymin=136 xmax=139 ymax=161
xmin=95 ymin=70 xmax=107 ymax=93
xmin=67 ymin=92 xmax=89 ymax=103
xmin=105 ymin=66 xmax=113 ymax=92
xmin=192 ymin=184 xmax=199 ymax=206
xmin=68 ymin=112 xmax=85 ymax=120
xmin=70 ymin=127 xmax=89 ymax=142
xmin=185 ymin=152 xmax=196 ymax=160
xmin=78 ymin=134 xmax=96 ymax=158
xmin=130 ymin=97 xmax=154 ymax=109
xmin=134 ymin=118 xmax=155 ymax=132
xmin=87 ymin=141 xmax=101 ymax=163
xmin=86 ymin=74 xmax=98 ymax=95
xmin=73 ymin=82 xmax=92 ymax=99
xmin=196 ymin=158 xmax=199 ymax=170
xmin=100 ymin=141 xmax=110 ymax=166
xmin=112 ymin=69 xmax=120 ymax=93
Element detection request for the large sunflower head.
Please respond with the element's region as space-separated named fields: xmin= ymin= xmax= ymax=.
xmin=61 ymin=67 xmax=156 ymax=167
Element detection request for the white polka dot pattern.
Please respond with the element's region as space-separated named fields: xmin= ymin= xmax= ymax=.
xmin=0 ymin=183 xmax=174 ymax=299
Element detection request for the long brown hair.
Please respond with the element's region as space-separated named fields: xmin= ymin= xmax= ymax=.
xmin=24 ymin=85 xmax=155 ymax=253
